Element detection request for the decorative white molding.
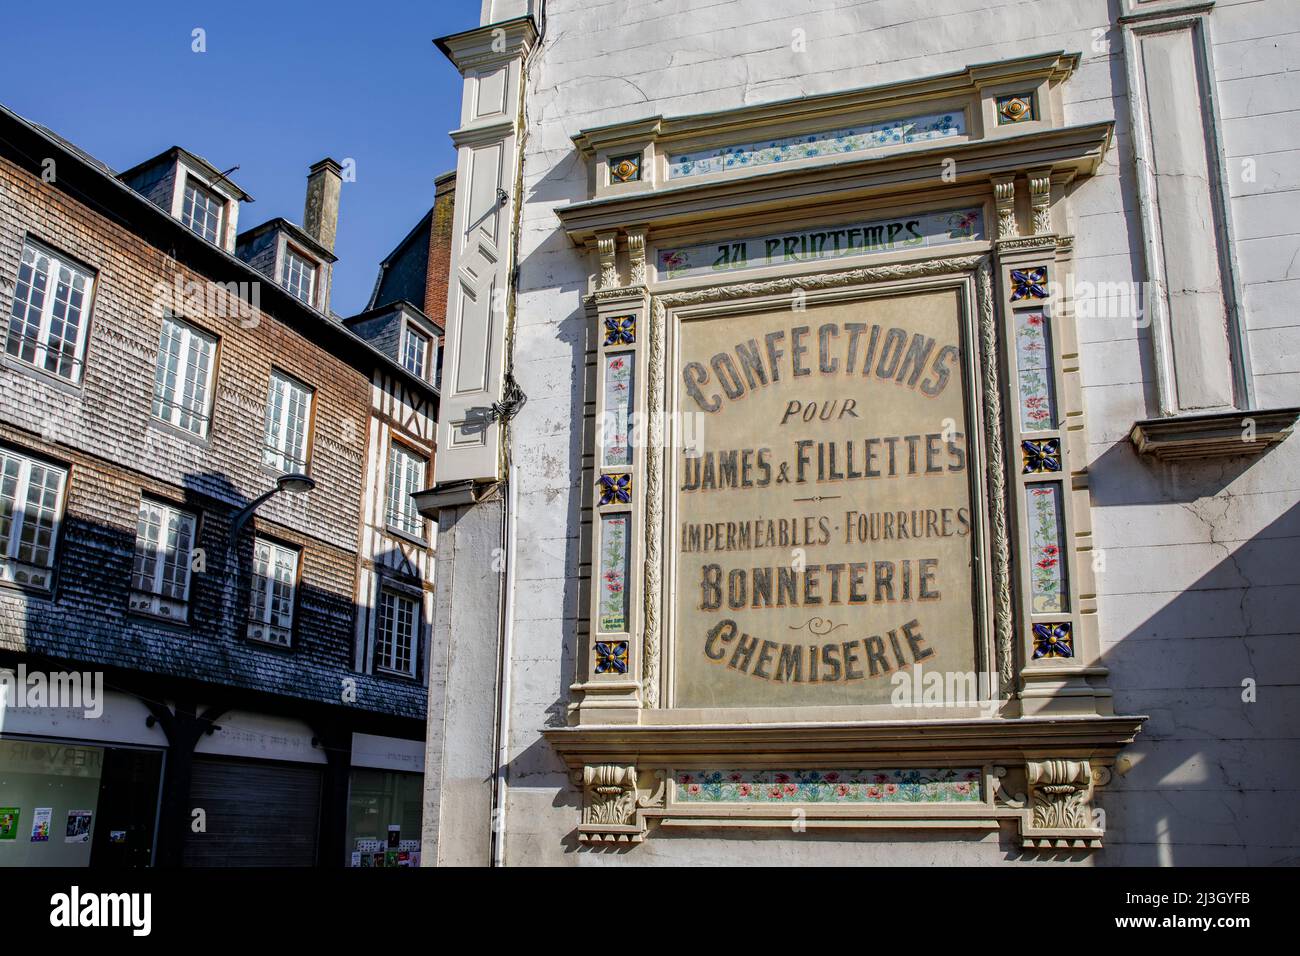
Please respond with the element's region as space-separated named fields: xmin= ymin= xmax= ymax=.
xmin=1120 ymin=9 xmax=1252 ymax=414
xmin=552 ymin=717 xmax=1143 ymax=848
xmin=572 ymin=51 xmax=1081 ymax=161
xmin=975 ymin=258 xmax=1014 ymax=691
xmin=557 ymin=124 xmax=1111 ymax=246
xmin=993 ymin=174 xmax=1018 ymax=240
xmin=1130 ymin=407 xmax=1299 ymax=460
xmin=641 ymin=296 xmax=666 ymax=708
xmin=596 ymin=230 xmax=619 ymax=290
xmin=1028 ymin=169 xmax=1053 ymax=236
xmin=626 ymin=227 xmax=647 ymax=286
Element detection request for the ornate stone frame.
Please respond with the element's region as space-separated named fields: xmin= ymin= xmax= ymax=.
xmin=550 ymin=50 xmax=1144 ymax=852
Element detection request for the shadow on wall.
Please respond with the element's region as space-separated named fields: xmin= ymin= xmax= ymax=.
xmin=12 ymin=470 xmax=425 ymax=712
xmin=3 ymin=467 xmax=429 ymax=867
xmin=1088 ymin=439 xmax=1300 ymax=866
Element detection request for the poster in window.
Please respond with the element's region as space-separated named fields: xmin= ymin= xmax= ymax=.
xmin=65 ymin=809 xmax=93 ymax=844
xmin=0 ymin=808 xmax=18 ymax=840
xmin=30 ymin=808 xmax=51 ymax=842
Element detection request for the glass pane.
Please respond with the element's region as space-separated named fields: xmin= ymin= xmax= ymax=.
xmin=153 ymin=318 xmax=183 ymax=422
xmin=344 ymin=768 xmax=423 ymax=867
xmin=132 ymin=503 xmax=163 ymax=592
xmin=15 ymin=463 xmax=64 ymax=568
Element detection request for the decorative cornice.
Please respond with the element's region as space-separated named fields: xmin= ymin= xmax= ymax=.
xmin=996 ymin=235 xmax=1059 ymax=253
xmin=1118 ymin=0 xmax=1215 ymax=24
xmin=1130 ymin=407 xmax=1299 ymax=460
xmin=993 ymin=174 xmax=1018 ymax=240
xmin=557 ymin=123 xmax=1113 ymax=244
xmin=571 ymin=51 xmax=1081 ymax=157
xmin=588 ymin=284 xmax=649 ymax=304
xmin=544 ymin=714 xmax=1146 ymax=767
xmin=434 ymin=15 xmax=538 ymax=73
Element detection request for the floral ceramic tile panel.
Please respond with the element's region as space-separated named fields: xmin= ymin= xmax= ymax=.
xmin=1014 ymin=311 xmax=1056 ymax=431
xmin=668 ymin=111 xmax=965 ymax=179
xmin=602 ymin=353 xmax=634 ymax=467
xmin=1026 ymin=484 xmax=1068 ymax=613
xmin=675 ymin=769 xmax=983 ymax=803
xmin=598 ymin=513 xmax=630 ymax=632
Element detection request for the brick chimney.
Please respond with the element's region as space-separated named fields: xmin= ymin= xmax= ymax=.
xmin=303 ymin=158 xmax=342 ymax=253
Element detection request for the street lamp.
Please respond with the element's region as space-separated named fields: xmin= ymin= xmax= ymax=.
xmin=228 ymin=473 xmax=316 ymax=545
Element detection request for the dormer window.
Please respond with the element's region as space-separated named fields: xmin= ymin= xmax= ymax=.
xmin=181 ymin=177 xmax=224 ymax=244
xmin=401 ymin=324 xmax=430 ymax=380
xmin=282 ymin=246 xmax=317 ymax=307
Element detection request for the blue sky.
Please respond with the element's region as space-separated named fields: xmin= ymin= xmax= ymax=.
xmin=2 ymin=0 xmax=480 ymax=315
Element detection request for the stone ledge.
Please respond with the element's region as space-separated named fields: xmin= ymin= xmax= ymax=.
xmin=1129 ymin=407 xmax=1299 ymax=461
xmin=544 ymin=714 xmax=1146 ymax=768
xmin=547 ymin=720 xmax=1143 ymax=849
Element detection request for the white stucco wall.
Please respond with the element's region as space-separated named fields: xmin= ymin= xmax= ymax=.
xmin=501 ymin=0 xmax=1300 ymax=865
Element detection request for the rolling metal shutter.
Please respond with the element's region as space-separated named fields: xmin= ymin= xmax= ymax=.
xmin=183 ymin=756 xmax=322 ymax=867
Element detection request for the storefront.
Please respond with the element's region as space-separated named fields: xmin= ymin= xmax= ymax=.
xmin=345 ymin=732 xmax=424 ymax=867
xmin=0 ymin=683 xmax=165 ymax=867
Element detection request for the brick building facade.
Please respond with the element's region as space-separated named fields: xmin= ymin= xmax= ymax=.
xmin=0 ymin=103 xmax=441 ymax=867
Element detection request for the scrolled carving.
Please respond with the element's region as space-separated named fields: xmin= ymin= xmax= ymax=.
xmin=596 ymin=231 xmax=619 ymax=290
xmin=1027 ymin=759 xmax=1092 ymax=830
xmin=582 ymin=764 xmax=639 ymax=827
xmin=1029 ymin=172 xmax=1053 ymax=236
xmin=991 ymin=765 xmax=1027 ymax=809
xmin=993 ymin=176 xmax=1018 ymax=240
xmin=642 ymin=297 xmax=666 ymax=707
xmin=994 ymin=236 xmax=1056 ymax=253
xmin=627 ymin=228 xmax=647 ymax=286
xmin=976 ymin=258 xmax=1014 ymax=692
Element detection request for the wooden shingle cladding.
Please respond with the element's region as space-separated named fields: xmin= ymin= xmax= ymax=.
xmin=0 ymin=106 xmax=436 ymax=720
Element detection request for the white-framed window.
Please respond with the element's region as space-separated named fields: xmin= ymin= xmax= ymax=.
xmin=181 ymin=177 xmax=224 ymax=244
xmin=152 ymin=317 xmax=217 ymax=437
xmin=262 ymin=370 xmax=313 ymax=473
xmin=129 ymin=499 xmax=196 ymax=620
xmin=281 ymin=247 xmax=316 ymax=306
xmin=5 ymin=240 xmax=94 ymax=383
xmin=248 ymin=537 xmax=299 ymax=646
xmin=401 ymin=324 xmax=430 ymax=380
xmin=386 ymin=442 xmax=426 ymax=539
xmin=375 ymin=588 xmax=419 ymax=677
xmin=0 ymin=448 xmax=68 ymax=591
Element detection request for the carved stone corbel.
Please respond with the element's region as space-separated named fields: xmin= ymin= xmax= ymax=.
xmin=1028 ymin=169 xmax=1053 ymax=235
xmin=596 ymin=230 xmax=619 ymax=290
xmin=578 ymin=764 xmax=647 ymax=843
xmin=1022 ymin=758 xmax=1103 ymax=849
xmin=626 ymin=227 xmax=647 ymax=286
xmin=992 ymin=174 xmax=1018 ymax=240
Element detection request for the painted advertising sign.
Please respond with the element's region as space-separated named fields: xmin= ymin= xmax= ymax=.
xmin=657 ymin=208 xmax=982 ymax=282
xmin=672 ymin=288 xmax=978 ymax=707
